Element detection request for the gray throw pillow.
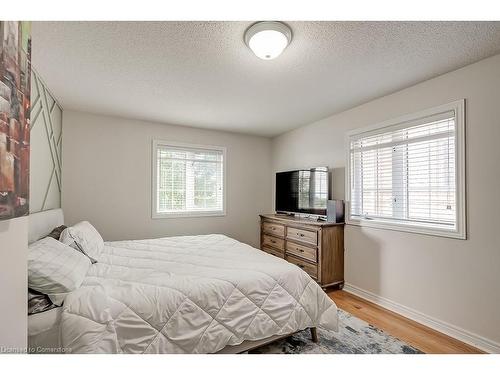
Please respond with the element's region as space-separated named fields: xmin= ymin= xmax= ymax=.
xmin=28 ymin=288 xmax=57 ymax=315
xmin=45 ymin=225 xmax=67 ymax=241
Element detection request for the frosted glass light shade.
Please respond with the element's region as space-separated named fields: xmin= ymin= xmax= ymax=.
xmin=244 ymin=22 xmax=292 ymax=60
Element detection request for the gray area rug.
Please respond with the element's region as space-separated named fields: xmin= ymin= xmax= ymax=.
xmin=249 ymin=309 xmax=423 ymax=354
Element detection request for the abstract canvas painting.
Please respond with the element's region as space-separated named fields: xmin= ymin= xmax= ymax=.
xmin=0 ymin=21 xmax=31 ymax=220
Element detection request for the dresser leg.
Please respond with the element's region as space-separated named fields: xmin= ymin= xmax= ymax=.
xmin=310 ymin=327 xmax=318 ymax=343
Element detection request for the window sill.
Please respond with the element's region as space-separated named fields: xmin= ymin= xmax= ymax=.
xmin=152 ymin=210 xmax=226 ymax=219
xmin=346 ymin=217 xmax=466 ymax=240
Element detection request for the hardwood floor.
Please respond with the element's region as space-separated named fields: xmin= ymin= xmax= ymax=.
xmin=328 ymin=289 xmax=484 ymax=354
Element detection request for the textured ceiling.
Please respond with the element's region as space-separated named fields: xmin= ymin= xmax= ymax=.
xmin=32 ymin=21 xmax=500 ymax=137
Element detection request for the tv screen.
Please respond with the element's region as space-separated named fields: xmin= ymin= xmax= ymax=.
xmin=275 ymin=167 xmax=329 ymax=216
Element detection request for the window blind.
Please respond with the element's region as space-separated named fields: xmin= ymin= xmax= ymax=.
xmin=349 ymin=110 xmax=457 ymax=230
xmin=155 ymin=144 xmax=224 ymax=214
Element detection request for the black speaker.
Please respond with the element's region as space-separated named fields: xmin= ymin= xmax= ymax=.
xmin=327 ymin=200 xmax=344 ymax=223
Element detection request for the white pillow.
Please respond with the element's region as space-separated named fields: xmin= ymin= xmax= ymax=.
xmin=28 ymin=237 xmax=91 ymax=305
xmin=60 ymin=221 xmax=104 ymax=262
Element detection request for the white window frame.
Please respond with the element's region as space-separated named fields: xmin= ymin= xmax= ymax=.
xmin=152 ymin=139 xmax=227 ymax=219
xmin=345 ymin=100 xmax=466 ymax=239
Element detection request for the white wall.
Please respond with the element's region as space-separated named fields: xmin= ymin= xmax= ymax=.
xmin=62 ymin=111 xmax=272 ymax=248
xmin=272 ymin=53 xmax=500 ymax=351
xmin=0 ymin=217 xmax=27 ymax=350
xmin=30 ymin=69 xmax=63 ymax=213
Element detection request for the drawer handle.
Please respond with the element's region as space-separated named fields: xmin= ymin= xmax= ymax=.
xmin=298 ymin=264 xmax=305 ymax=269
xmin=299 ymin=249 xmax=304 ymax=252
xmin=271 ymin=227 xmax=276 ymax=230
xmin=270 ymin=239 xmax=276 ymax=243
xmin=298 ymin=233 xmax=305 ymax=237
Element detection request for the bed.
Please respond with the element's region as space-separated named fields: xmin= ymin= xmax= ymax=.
xmin=28 ymin=209 xmax=338 ymax=354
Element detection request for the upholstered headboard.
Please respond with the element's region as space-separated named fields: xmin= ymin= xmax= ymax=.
xmin=28 ymin=209 xmax=64 ymax=244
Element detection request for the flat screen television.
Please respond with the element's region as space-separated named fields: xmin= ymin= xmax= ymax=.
xmin=275 ymin=167 xmax=330 ymax=216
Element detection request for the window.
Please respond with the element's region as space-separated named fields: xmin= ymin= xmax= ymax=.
xmin=346 ymin=100 xmax=466 ymax=238
xmin=152 ymin=140 xmax=225 ymax=218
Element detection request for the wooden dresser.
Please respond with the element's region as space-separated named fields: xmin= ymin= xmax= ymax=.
xmin=259 ymin=214 xmax=344 ymax=289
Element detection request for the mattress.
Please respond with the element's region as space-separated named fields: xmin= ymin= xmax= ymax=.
xmin=55 ymin=234 xmax=338 ymax=353
xmin=28 ymin=307 xmax=63 ymax=352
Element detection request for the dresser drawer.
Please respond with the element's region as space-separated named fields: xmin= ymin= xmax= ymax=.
xmin=262 ymin=246 xmax=284 ymax=259
xmin=286 ymin=255 xmax=318 ymax=279
xmin=286 ymin=227 xmax=317 ymax=246
xmin=262 ymin=222 xmax=285 ymax=237
xmin=286 ymin=241 xmax=317 ymax=263
xmin=262 ymin=234 xmax=284 ymax=250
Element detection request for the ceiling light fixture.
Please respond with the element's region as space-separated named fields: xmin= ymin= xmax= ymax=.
xmin=244 ymin=21 xmax=292 ymax=60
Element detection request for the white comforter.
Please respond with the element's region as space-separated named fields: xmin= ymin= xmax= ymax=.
xmin=60 ymin=234 xmax=338 ymax=353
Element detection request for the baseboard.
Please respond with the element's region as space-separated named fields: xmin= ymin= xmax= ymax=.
xmin=343 ymin=283 xmax=500 ymax=353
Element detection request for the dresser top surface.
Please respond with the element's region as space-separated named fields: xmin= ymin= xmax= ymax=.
xmin=260 ymin=214 xmax=344 ymax=227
